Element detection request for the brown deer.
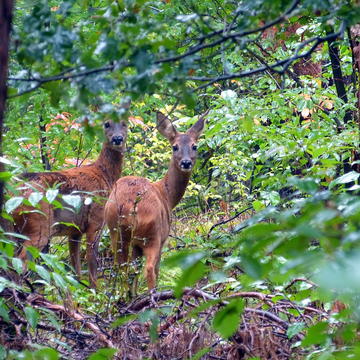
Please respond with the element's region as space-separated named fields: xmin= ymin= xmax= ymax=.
xmin=13 ymin=101 xmax=130 ymax=288
xmin=104 ymin=109 xmax=209 ymax=290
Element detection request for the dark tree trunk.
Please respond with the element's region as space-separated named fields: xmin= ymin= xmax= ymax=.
xmin=0 ymin=1 xmax=14 ymax=207
xmin=327 ymin=29 xmax=354 ymax=187
xmin=39 ymin=115 xmax=51 ymax=171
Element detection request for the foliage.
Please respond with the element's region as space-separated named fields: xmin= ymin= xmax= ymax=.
xmin=2 ymin=0 xmax=360 ymax=358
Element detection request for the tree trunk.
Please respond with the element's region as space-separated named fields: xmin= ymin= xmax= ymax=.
xmin=327 ymin=29 xmax=353 ymax=187
xmin=0 ymin=1 xmax=14 ymax=208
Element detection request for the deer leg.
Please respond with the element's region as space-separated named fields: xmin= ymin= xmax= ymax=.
xmin=86 ymin=229 xmax=99 ymax=289
xmin=144 ymin=240 xmax=161 ymax=290
xmin=155 ymin=250 xmax=162 ymax=279
xmin=109 ymin=226 xmax=130 ymax=266
xmin=68 ymin=233 xmax=82 ymax=279
xmin=17 ymin=232 xmax=49 ymax=274
xmin=131 ymin=245 xmax=143 ymax=262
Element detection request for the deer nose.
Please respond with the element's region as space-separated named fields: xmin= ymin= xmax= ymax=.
xmin=180 ymin=160 xmax=192 ymax=171
xmin=112 ymin=135 xmax=123 ymax=146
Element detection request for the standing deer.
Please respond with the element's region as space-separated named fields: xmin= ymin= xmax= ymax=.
xmin=13 ymin=102 xmax=130 ymax=288
xmin=104 ymin=109 xmax=209 ymax=290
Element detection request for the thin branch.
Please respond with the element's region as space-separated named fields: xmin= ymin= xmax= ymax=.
xmin=7 ymin=65 xmax=118 ymax=99
xmin=154 ymin=0 xmax=300 ymax=64
xmin=188 ymin=21 xmax=346 ymax=88
xmin=207 ymin=206 xmax=252 ymax=237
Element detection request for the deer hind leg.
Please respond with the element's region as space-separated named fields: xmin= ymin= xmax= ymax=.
xmin=109 ymin=226 xmax=130 ymax=266
xmin=86 ymin=227 xmax=99 ymax=289
xmin=155 ymin=250 xmax=162 ymax=280
xmin=68 ymin=233 xmax=82 ymax=279
xmin=144 ymin=240 xmax=161 ymax=290
xmin=17 ymin=231 xmax=49 ymax=274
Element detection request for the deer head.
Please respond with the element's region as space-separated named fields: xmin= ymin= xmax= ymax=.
xmin=103 ymin=99 xmax=131 ymax=153
xmin=156 ymin=109 xmax=208 ymax=173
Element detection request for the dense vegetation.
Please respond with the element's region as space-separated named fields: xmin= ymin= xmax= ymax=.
xmin=2 ymin=0 xmax=360 ymax=358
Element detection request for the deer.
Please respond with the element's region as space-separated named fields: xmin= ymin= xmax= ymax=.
xmin=12 ymin=101 xmax=130 ymax=288
xmin=104 ymin=109 xmax=209 ymax=290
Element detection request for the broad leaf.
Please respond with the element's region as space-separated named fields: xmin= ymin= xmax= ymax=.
xmin=5 ymin=197 xmax=23 ymax=213
xmin=25 ymin=306 xmax=40 ymax=328
xmin=28 ymin=192 xmax=43 ymax=207
xmin=46 ymin=189 xmax=59 ymax=204
xmin=62 ymin=194 xmax=82 ymax=213
xmin=213 ymin=299 xmax=244 ymax=338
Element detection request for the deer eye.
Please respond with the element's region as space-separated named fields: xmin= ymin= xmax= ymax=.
xmin=192 ymin=145 xmax=197 ymax=151
xmin=104 ymin=122 xmax=110 ymax=129
xmin=173 ymin=145 xmax=179 ymax=151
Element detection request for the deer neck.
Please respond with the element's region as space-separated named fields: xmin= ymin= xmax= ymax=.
xmin=95 ymin=143 xmax=125 ymax=187
xmin=156 ymin=159 xmax=192 ymax=210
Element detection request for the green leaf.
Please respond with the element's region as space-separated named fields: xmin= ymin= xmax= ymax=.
xmin=287 ymin=322 xmax=306 ymax=339
xmin=12 ymin=258 xmax=23 ymax=275
xmin=287 ymin=177 xmax=318 ymax=193
xmin=52 ymin=273 xmax=67 ymax=290
xmin=312 ymin=146 xmax=327 ymax=159
xmin=174 ymin=261 xmax=205 ymax=298
xmin=175 ymin=13 xmax=199 ymax=22
xmin=46 ymin=189 xmax=59 ymax=204
xmin=301 ymin=321 xmax=328 ymax=346
xmin=189 ymin=347 xmax=211 ymax=360
xmin=261 ymin=191 xmax=280 ymax=205
xmin=4 ymin=232 xmax=29 ymax=241
xmin=253 ymin=200 xmax=265 ymax=211
xmin=52 ymin=222 xmax=80 ymax=231
xmin=164 ymin=251 xmax=207 ymax=269
xmin=28 ymin=192 xmax=43 ymax=207
xmin=35 ymin=265 xmax=51 ymax=283
xmin=0 ymin=301 xmax=10 ymax=323
xmin=45 ymin=312 xmax=61 ymax=333
xmin=62 ymin=195 xmax=82 ymax=213
xmin=0 ymin=172 xmax=12 ymax=182
xmin=65 ymin=275 xmax=80 ymax=288
xmin=34 ymin=349 xmax=59 ymax=360
xmin=329 ymin=171 xmax=360 ymax=190
xmin=40 ymin=253 xmax=63 ymax=272
xmin=296 ymin=99 xmax=306 ymax=111
xmin=0 ymin=345 xmax=6 ymax=360
xmin=87 ymin=348 xmax=117 ymax=360
xmin=213 ymin=299 xmax=244 ymax=338
xmin=25 ymin=246 xmax=40 ymax=260
xmin=0 ymin=257 xmax=7 ymax=271
xmin=5 ymin=197 xmax=23 ymax=213
xmin=149 ymin=315 xmax=159 ymax=343
xmin=241 ymin=255 xmax=263 ymax=279
xmin=25 ymin=306 xmax=40 ymax=328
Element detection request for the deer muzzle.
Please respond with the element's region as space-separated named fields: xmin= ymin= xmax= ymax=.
xmin=180 ymin=159 xmax=193 ymax=172
xmin=112 ymin=135 xmax=124 ymax=146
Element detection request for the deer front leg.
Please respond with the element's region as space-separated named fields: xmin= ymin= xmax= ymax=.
xmin=144 ymin=240 xmax=161 ymax=290
xmin=68 ymin=233 xmax=82 ymax=279
xmin=86 ymin=229 xmax=99 ymax=288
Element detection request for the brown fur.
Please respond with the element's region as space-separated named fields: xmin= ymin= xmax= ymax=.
xmin=105 ymin=110 xmax=209 ymax=290
xmin=13 ymin=107 xmax=130 ymax=288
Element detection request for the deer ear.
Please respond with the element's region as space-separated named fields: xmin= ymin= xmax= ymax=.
xmin=156 ymin=112 xmax=178 ymax=142
xmin=186 ymin=109 xmax=209 ymax=140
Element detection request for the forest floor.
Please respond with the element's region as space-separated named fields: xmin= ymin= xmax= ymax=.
xmin=0 ymin=208 xmax=332 ymax=359
xmin=1 ymin=276 xmax=327 ymax=360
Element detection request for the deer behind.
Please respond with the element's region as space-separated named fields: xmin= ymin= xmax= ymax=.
xmin=13 ymin=105 xmax=130 ymax=288
xmin=104 ymin=110 xmax=208 ymax=290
